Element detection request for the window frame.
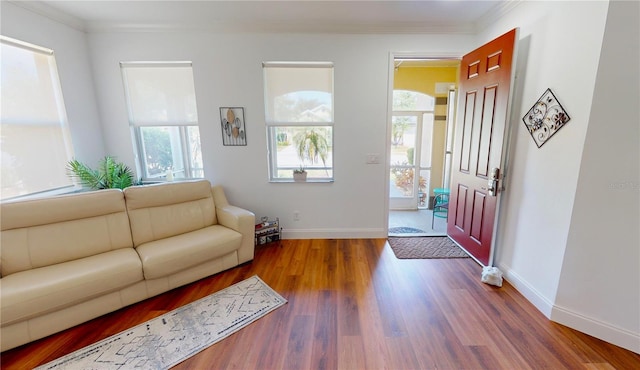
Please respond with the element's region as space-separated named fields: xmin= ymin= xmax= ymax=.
xmin=120 ymin=61 xmax=204 ymax=182
xmin=262 ymin=61 xmax=335 ymax=182
xmin=133 ymin=125 xmax=203 ymax=180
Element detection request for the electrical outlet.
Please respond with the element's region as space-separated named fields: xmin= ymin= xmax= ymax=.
xmin=293 ymin=211 xmax=300 ymax=221
xmin=366 ymin=153 xmax=380 ymax=164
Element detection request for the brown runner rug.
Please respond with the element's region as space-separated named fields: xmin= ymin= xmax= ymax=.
xmin=388 ymin=236 xmax=470 ymax=259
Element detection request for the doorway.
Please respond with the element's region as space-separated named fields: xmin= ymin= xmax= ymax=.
xmin=387 ymin=57 xmax=460 ymax=236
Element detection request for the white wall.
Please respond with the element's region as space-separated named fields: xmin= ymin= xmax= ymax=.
xmin=554 ymin=0 xmax=640 ymax=353
xmin=477 ymin=0 xmax=608 ymax=312
xmin=478 ymin=0 xmax=639 ymax=353
xmin=86 ymin=31 xmax=474 ymax=235
xmin=0 ymin=2 xmax=105 ymax=165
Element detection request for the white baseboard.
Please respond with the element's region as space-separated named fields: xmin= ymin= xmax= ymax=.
xmin=496 ymin=262 xmax=554 ymax=318
xmin=551 ymin=305 xmax=640 ymax=354
xmin=281 ymin=228 xmax=386 ymax=240
xmin=498 ymin=263 xmax=640 ymax=354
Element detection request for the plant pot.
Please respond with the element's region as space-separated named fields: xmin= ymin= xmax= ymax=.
xmin=293 ymin=171 xmax=307 ymax=182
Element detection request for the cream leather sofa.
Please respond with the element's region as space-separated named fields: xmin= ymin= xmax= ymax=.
xmin=0 ymin=180 xmax=255 ymax=351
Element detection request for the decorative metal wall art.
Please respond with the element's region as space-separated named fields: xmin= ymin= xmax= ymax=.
xmin=522 ymin=88 xmax=570 ymax=148
xmin=220 ymin=107 xmax=247 ymax=146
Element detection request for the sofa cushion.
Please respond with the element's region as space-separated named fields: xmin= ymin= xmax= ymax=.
xmin=0 ymin=189 xmax=133 ymax=276
xmin=124 ymin=180 xmax=217 ymax=247
xmin=1 ymin=248 xmax=143 ymax=326
xmin=136 ymin=225 xmax=242 ymax=280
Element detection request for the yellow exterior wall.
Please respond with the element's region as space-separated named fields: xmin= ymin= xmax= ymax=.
xmin=393 ymin=66 xmax=458 ymax=202
xmin=394 ymin=66 xmax=458 ymax=97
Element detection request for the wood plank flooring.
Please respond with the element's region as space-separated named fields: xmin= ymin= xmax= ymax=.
xmin=2 ymin=239 xmax=639 ymax=369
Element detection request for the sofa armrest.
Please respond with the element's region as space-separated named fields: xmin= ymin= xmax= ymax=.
xmin=211 ymin=185 xmax=255 ymax=264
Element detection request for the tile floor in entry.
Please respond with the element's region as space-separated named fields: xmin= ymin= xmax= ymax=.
xmin=388 ymin=209 xmax=447 ymax=237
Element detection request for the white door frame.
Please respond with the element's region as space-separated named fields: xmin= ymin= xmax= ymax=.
xmin=385 ymin=52 xmax=462 ymax=233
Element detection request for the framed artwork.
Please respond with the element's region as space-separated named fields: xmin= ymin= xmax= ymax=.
xmin=220 ymin=107 xmax=247 ymax=146
xmin=522 ymin=88 xmax=571 ymax=148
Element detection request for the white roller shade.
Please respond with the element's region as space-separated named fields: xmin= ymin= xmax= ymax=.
xmin=263 ymin=62 xmax=334 ymax=124
xmin=1 ymin=38 xmax=61 ymax=125
xmin=121 ymin=62 xmax=198 ymax=126
xmin=0 ymin=36 xmax=74 ymax=199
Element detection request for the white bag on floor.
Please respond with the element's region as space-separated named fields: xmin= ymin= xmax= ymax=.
xmin=481 ymin=266 xmax=503 ymax=287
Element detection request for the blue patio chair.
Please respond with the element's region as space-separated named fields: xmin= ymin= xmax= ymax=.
xmin=432 ymin=193 xmax=449 ymax=228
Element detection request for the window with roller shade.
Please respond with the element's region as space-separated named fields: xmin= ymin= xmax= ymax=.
xmin=263 ymin=62 xmax=334 ymax=181
xmin=0 ymin=36 xmax=75 ymax=200
xmin=121 ymin=62 xmax=203 ymax=181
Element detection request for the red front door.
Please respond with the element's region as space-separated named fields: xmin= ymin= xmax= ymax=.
xmin=447 ymin=29 xmax=517 ymax=266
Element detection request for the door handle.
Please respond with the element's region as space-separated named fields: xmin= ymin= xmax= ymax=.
xmin=487 ymin=167 xmax=500 ymax=196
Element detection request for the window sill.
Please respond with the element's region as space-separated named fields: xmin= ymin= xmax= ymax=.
xmin=2 ymin=185 xmax=81 ymax=202
xmin=269 ymin=179 xmax=334 ymax=183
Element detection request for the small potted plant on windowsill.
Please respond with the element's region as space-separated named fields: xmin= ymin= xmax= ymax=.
xmin=292 ymin=129 xmax=329 ymax=182
xmin=293 ymin=166 xmax=307 ymax=182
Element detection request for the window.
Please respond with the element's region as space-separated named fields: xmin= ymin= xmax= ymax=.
xmin=121 ymin=62 xmax=203 ymax=181
xmin=1 ymin=36 xmax=75 ymax=200
xmin=263 ymin=62 xmax=334 ymax=181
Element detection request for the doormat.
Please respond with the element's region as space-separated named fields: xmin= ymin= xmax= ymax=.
xmin=36 ymin=275 xmax=287 ymax=370
xmin=388 ymin=237 xmax=470 ymax=259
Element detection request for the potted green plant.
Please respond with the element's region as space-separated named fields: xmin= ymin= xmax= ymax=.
xmin=293 ymin=165 xmax=307 ymax=182
xmin=292 ymin=129 xmax=329 ymax=180
xmin=66 ymin=156 xmax=140 ymax=190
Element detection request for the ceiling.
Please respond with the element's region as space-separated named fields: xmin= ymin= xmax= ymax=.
xmin=11 ymin=0 xmax=520 ymax=34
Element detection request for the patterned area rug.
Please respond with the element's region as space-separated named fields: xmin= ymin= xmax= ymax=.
xmin=36 ymin=275 xmax=287 ymax=370
xmin=388 ymin=237 xmax=470 ymax=259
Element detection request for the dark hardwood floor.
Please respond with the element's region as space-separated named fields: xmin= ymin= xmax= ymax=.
xmin=2 ymin=239 xmax=639 ymax=369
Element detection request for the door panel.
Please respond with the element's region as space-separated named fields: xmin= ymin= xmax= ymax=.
xmin=460 ymin=91 xmax=476 ymax=173
xmin=447 ymin=29 xmax=517 ymax=266
xmin=454 ymin=184 xmax=467 ymax=228
xmin=470 ymin=190 xmax=486 ymax=242
xmin=477 ymin=86 xmax=497 ymax=177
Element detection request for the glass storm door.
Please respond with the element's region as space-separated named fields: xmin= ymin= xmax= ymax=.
xmin=389 ymin=112 xmax=433 ymax=210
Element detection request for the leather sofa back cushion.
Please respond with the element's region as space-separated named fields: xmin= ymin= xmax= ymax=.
xmin=124 ymin=180 xmax=217 ymax=247
xmin=0 ymin=189 xmax=133 ymax=276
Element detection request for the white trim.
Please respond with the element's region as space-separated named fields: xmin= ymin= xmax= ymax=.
xmin=9 ymin=0 xmax=521 ymax=35
xmin=496 ymin=262 xmax=554 ymax=317
xmin=8 ymin=0 xmax=86 ymax=32
xmin=262 ymin=61 xmax=334 ymax=68
xmin=496 ymin=261 xmax=640 ymax=354
xmin=385 ymin=51 xmax=463 ymax=235
xmin=1 ymin=185 xmax=81 ymax=202
xmin=282 ymin=228 xmax=386 ymax=240
xmin=84 ymin=22 xmax=478 ymax=35
xmin=475 ymin=0 xmax=524 ymax=34
xmin=265 ymin=121 xmax=334 ymax=127
xmin=390 ymin=51 xmax=463 ymax=62
xmin=551 ymin=305 xmax=640 ymax=354
xmin=0 ymin=35 xmax=53 ymax=55
xmin=120 ymin=61 xmax=192 ymax=68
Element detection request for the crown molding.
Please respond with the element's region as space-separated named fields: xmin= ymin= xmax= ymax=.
xmin=7 ymin=0 xmax=86 ymax=31
xmin=475 ymin=0 xmax=524 ymax=33
xmin=82 ymin=20 xmax=476 ymax=35
xmin=7 ymin=1 xmax=504 ymax=36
